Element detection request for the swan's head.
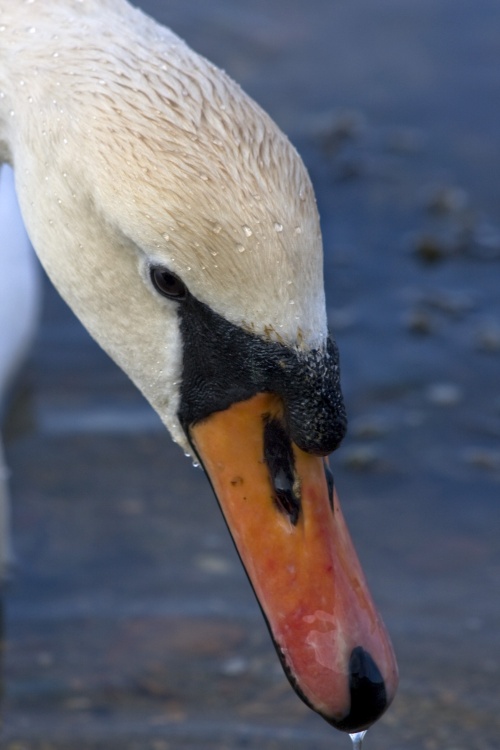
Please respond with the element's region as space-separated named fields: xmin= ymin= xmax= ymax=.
xmin=6 ymin=1 xmax=397 ymax=731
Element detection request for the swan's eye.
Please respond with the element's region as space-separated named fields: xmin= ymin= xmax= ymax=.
xmin=150 ymin=267 xmax=187 ymax=300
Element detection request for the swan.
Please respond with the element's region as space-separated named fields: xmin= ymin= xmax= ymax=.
xmin=0 ymin=0 xmax=398 ymax=734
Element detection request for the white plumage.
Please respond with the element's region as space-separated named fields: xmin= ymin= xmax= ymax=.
xmin=0 ymin=164 xmax=40 ymax=578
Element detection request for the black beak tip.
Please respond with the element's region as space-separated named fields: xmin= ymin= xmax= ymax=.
xmin=332 ymin=646 xmax=388 ymax=733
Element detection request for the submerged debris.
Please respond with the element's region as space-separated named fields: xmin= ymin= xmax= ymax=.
xmin=386 ymin=126 xmax=425 ymax=155
xmin=412 ymin=232 xmax=454 ymax=264
xmin=350 ymin=415 xmax=392 ymax=440
xmin=312 ymin=108 xmax=366 ymax=156
xmin=341 ymin=444 xmax=384 ymax=472
xmin=474 ymin=320 xmax=500 ymax=352
xmin=424 ymin=185 xmax=469 ymax=216
xmin=463 ymin=447 xmax=500 ymax=471
xmin=405 ymin=307 xmax=436 ymax=335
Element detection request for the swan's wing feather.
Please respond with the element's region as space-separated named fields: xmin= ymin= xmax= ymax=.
xmin=0 ymin=164 xmax=40 ymax=400
xmin=0 ymin=164 xmax=40 ymax=579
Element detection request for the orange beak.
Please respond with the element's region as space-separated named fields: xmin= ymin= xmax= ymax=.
xmin=189 ymin=392 xmax=398 ymax=732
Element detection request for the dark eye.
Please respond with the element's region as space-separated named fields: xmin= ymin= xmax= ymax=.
xmin=150 ymin=267 xmax=187 ymax=300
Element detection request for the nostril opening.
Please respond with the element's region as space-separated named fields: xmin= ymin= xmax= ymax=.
xmin=334 ymin=647 xmax=388 ymax=732
xmin=263 ymin=417 xmax=301 ymax=525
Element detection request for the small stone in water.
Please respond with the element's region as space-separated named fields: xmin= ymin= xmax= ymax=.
xmin=413 ymin=233 xmax=451 ymax=264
